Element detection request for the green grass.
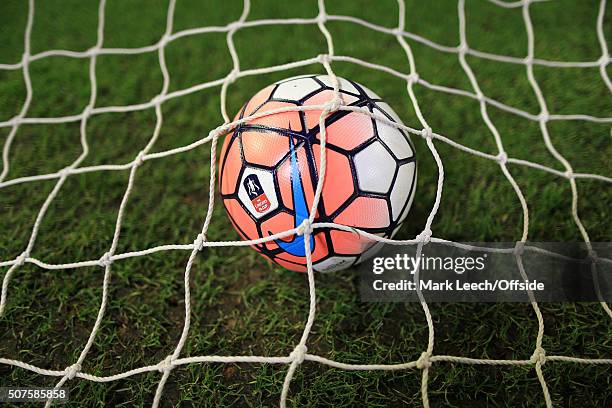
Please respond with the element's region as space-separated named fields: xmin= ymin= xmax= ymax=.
xmin=1 ymin=0 xmax=611 ymax=406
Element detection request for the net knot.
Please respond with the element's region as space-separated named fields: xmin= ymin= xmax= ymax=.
xmin=530 ymin=347 xmax=546 ymax=365
xmin=226 ymin=69 xmax=239 ymax=83
xmin=538 ymin=111 xmax=549 ymax=123
xmin=496 ymin=152 xmax=508 ymax=165
xmin=323 ymin=96 xmax=343 ymax=113
xmin=417 ymin=228 xmax=432 ymax=244
xmin=297 ymin=219 xmax=313 ymax=236
xmin=66 ymin=363 xmax=81 ymax=380
xmin=587 ymin=248 xmax=598 ymax=262
xmin=316 ymin=13 xmax=327 ymax=24
xmin=318 ymin=54 xmax=331 ymax=65
xmin=407 ymin=73 xmax=420 ymax=86
xmin=564 ymin=170 xmax=573 ymax=179
xmin=151 ymin=94 xmax=163 ymax=106
xmin=82 ymin=105 xmax=93 ymax=118
xmin=598 ymin=55 xmax=610 ymax=66
xmin=514 ymin=241 xmax=525 ymax=256
xmin=194 ymin=233 xmax=206 ymax=251
xmin=523 ymin=56 xmax=534 ymax=66
xmin=86 ymin=46 xmax=99 ymax=57
xmin=134 ymin=151 xmax=146 ymax=167
xmin=457 ymin=43 xmax=468 ymax=55
xmin=158 ymin=355 xmax=174 ymax=373
xmin=158 ymin=35 xmax=170 ymax=47
xmin=58 ymin=167 xmax=71 ymax=178
xmin=15 ymin=251 xmax=28 ymax=267
xmin=227 ymin=21 xmax=242 ymax=32
xmin=98 ymin=252 xmax=113 ymax=267
xmin=290 ymin=344 xmax=307 ymax=364
xmin=209 ymin=126 xmax=224 ymax=141
xmin=420 ymin=127 xmax=433 ymax=140
xmin=416 ymin=352 xmax=431 ymax=369
xmin=392 ymin=28 xmax=402 ymax=36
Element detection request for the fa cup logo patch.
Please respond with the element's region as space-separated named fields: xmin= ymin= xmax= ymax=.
xmin=243 ymin=174 xmax=270 ymax=213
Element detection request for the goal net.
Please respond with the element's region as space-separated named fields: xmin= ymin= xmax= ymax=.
xmin=0 ymin=0 xmax=611 ymax=406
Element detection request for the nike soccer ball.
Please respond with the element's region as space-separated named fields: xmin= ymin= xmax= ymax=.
xmin=219 ymin=75 xmax=416 ymax=272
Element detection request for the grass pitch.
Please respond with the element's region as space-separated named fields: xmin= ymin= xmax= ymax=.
xmin=1 ymin=0 xmax=611 ymax=406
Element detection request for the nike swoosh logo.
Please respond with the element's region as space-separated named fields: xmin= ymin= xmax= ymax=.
xmin=270 ymin=134 xmax=315 ymax=257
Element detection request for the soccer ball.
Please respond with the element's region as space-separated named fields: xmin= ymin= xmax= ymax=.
xmin=219 ymin=75 xmax=417 ymax=272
